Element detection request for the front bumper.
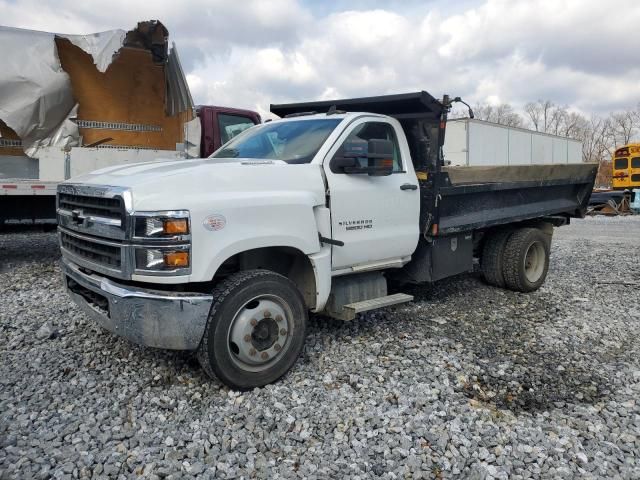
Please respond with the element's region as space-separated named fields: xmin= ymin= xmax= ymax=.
xmin=61 ymin=258 xmax=212 ymax=350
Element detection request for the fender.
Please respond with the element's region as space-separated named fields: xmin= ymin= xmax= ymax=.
xmin=201 ymin=232 xmax=320 ymax=283
xmin=199 ymin=204 xmax=334 ymax=311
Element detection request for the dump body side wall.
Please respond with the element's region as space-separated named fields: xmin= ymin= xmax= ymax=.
xmin=433 ymin=163 xmax=597 ymax=235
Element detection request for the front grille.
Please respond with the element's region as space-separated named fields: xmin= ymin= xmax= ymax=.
xmin=58 ymin=193 xmax=123 ymax=220
xmin=60 ymin=231 xmax=121 ymax=269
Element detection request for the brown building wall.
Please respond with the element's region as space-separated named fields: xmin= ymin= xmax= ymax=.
xmin=0 ymin=120 xmax=26 ymax=157
xmin=55 ymin=38 xmax=191 ymax=151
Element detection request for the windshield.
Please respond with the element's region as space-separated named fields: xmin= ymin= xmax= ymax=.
xmin=210 ymin=118 xmax=342 ymax=164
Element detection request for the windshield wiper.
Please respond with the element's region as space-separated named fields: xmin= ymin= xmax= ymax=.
xmin=215 ymin=147 xmax=239 ymax=158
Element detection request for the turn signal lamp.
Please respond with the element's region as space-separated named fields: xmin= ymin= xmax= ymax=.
xmin=135 ymin=248 xmax=190 ymax=271
xmin=163 ymin=218 xmax=188 ymax=235
xmin=135 ymin=213 xmax=190 ymax=238
xmin=164 ymin=251 xmax=189 ymax=267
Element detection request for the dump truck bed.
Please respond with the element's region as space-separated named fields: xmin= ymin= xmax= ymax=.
xmin=271 ymin=91 xmax=597 ymax=236
xmin=434 ymin=163 xmax=598 ymax=234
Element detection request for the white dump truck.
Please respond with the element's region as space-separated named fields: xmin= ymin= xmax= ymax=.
xmin=57 ymin=92 xmax=596 ymax=389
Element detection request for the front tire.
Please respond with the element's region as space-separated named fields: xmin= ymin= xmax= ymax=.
xmin=502 ymin=228 xmax=550 ymax=292
xmin=197 ymin=269 xmax=308 ymax=390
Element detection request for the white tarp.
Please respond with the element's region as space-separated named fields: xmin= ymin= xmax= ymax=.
xmin=29 ymin=104 xmax=81 ymax=155
xmin=183 ymin=116 xmax=202 ymax=158
xmin=0 ymin=25 xmax=127 ymax=157
xmin=64 ymin=29 xmax=127 ymax=73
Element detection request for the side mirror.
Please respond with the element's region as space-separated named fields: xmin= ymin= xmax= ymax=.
xmin=366 ymin=138 xmax=394 ymax=176
xmin=331 ymin=138 xmax=394 ymax=176
xmin=331 ymin=155 xmax=358 ymax=170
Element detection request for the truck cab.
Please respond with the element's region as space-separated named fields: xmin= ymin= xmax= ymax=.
xmin=197 ymin=105 xmax=261 ymax=157
xmin=57 ymin=91 xmax=597 ymax=390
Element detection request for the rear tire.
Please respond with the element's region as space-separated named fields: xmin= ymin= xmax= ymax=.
xmin=197 ymin=269 xmax=308 ymax=390
xmin=481 ymin=229 xmax=513 ymax=288
xmin=502 ymin=228 xmax=550 ymax=292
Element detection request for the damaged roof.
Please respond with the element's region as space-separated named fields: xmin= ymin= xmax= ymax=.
xmin=0 ymin=21 xmax=193 ymax=156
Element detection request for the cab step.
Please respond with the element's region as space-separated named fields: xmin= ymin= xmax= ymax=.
xmin=339 ymin=293 xmax=414 ymax=321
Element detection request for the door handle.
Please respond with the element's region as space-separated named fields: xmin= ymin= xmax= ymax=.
xmin=400 ymin=183 xmax=418 ymax=190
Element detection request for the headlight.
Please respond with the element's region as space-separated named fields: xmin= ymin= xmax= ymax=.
xmin=131 ymin=210 xmax=191 ymax=275
xmin=135 ymin=247 xmax=190 ymax=271
xmin=133 ymin=211 xmax=190 ymax=238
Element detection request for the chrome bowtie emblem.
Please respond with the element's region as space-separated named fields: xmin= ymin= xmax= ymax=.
xmin=71 ymin=209 xmax=85 ymax=225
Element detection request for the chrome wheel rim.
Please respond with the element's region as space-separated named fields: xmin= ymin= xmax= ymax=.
xmin=227 ymin=294 xmax=293 ymax=372
xmin=524 ymin=241 xmax=545 ymax=283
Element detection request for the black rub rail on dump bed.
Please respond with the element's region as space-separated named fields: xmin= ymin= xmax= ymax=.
xmin=271 ymin=91 xmax=597 ymax=283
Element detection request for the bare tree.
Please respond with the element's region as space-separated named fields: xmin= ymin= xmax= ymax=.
xmin=610 ymin=110 xmax=638 ymax=145
xmin=560 ymin=111 xmax=587 ymax=139
xmin=473 ymin=103 xmax=523 ymax=127
xmin=524 ymin=100 xmax=554 ymax=132
xmin=495 ymin=104 xmax=524 ymax=128
xmin=524 ymin=100 xmax=573 ymax=135
xmin=548 ymin=105 xmax=568 ymax=136
xmin=580 ymin=115 xmax=612 ymax=163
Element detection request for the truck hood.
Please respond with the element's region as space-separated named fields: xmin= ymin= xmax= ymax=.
xmin=64 ymin=157 xmax=326 ymax=211
xmin=69 ymin=157 xmax=279 ymax=186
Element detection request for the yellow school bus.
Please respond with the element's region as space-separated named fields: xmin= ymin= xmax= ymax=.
xmin=612 ymin=143 xmax=640 ymax=189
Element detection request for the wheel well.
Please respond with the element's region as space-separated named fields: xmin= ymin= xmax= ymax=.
xmin=214 ymin=247 xmax=317 ymax=309
xmin=476 ymin=220 xmax=555 ymax=255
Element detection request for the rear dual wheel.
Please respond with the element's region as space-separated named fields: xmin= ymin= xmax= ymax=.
xmin=197 ymin=269 xmax=308 ymax=390
xmin=482 ymin=227 xmax=550 ymax=292
xmin=481 ymin=229 xmax=513 ymax=288
xmin=502 ymin=228 xmax=550 ymax=292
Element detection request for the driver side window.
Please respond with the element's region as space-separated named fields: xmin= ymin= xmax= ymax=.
xmin=337 ymin=122 xmax=403 ymax=172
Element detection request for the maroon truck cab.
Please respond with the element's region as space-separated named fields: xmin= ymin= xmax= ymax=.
xmin=197 ymin=106 xmax=261 ymax=157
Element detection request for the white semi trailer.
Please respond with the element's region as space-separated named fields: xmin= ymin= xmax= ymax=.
xmin=444 ymin=118 xmax=582 ymax=167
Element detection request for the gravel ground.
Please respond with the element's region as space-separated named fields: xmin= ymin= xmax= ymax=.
xmin=1 ymin=217 xmax=639 ymax=479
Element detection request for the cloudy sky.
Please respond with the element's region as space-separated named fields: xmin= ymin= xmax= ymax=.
xmin=2 ymin=0 xmax=639 ymax=118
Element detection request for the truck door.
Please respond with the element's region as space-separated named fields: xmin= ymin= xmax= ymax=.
xmin=323 ymin=117 xmax=420 ymax=270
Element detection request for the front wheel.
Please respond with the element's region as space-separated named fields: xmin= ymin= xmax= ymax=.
xmin=197 ymin=269 xmax=308 ymax=390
